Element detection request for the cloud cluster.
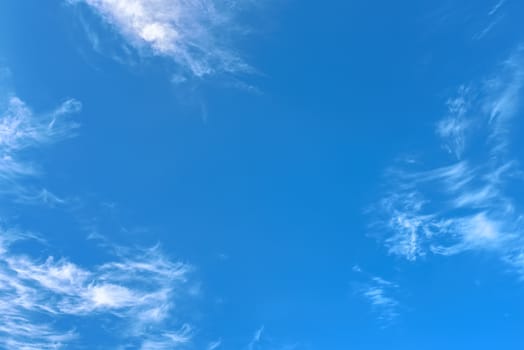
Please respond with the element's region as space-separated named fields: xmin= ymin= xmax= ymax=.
xmin=375 ymin=48 xmax=524 ymax=278
xmin=0 ymin=79 xmax=196 ymax=349
xmin=0 ymin=230 xmax=192 ymax=349
xmin=73 ymin=0 xmax=252 ymax=77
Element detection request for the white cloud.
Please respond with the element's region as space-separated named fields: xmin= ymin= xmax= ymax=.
xmin=474 ymin=17 xmax=502 ymax=41
xmin=484 ymin=50 xmax=524 ymax=154
xmin=208 ymin=339 xmax=222 ymax=350
xmin=0 ymin=232 xmax=193 ymax=349
xmin=248 ymin=325 xmax=264 ymax=350
xmin=14 ymin=188 xmax=67 ymax=206
xmin=363 ymin=287 xmax=399 ymax=321
xmin=505 ymin=251 xmax=524 ymax=280
xmin=353 ymin=270 xmax=400 ymax=325
xmin=73 ymin=0 xmax=253 ymax=77
xmin=0 ymin=94 xmax=81 ymax=199
xmin=0 ymin=321 xmax=76 ymax=350
xmin=0 ymin=97 xmax=80 ymax=152
xmin=436 ymin=86 xmax=471 ymax=159
xmin=488 ymin=0 xmax=506 ymax=16
xmin=473 ymin=0 xmax=507 ymax=40
xmin=87 ymin=283 xmax=138 ymax=308
xmin=139 ymin=324 xmax=192 ymax=350
xmin=0 ymin=71 xmax=198 ymax=349
xmin=375 ymin=48 xmax=524 ymax=278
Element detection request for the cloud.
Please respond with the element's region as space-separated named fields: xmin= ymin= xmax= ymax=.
xmin=0 ymin=94 xmax=81 ymax=200
xmin=374 ymin=48 xmax=524 ymax=278
xmin=72 ymin=0 xmax=253 ymax=77
xmin=247 ymin=325 xmax=264 ymax=350
xmin=139 ymin=324 xmax=192 ymax=350
xmin=352 ymin=268 xmax=401 ymax=325
xmin=0 ymin=97 xmax=80 ymax=152
xmin=0 ymin=231 xmax=193 ymax=349
xmin=473 ymin=0 xmax=508 ymax=40
xmin=484 ymin=50 xmax=524 ymax=154
xmin=436 ymin=86 xmax=471 ymax=159
xmin=488 ymin=0 xmax=506 ymax=16
xmin=242 ymin=326 xmax=305 ymax=350
xmin=14 ymin=188 xmax=67 ymax=206
xmin=362 ymin=284 xmax=399 ymax=323
xmin=0 ymin=71 xmax=201 ymax=349
xmin=208 ymin=339 xmax=222 ymax=350
xmin=473 ymin=17 xmax=503 ymax=41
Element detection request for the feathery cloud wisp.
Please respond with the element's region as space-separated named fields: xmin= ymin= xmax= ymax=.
xmin=207 ymin=339 xmax=222 ymax=350
xmin=0 ymin=77 xmax=195 ymax=349
xmin=374 ymin=48 xmax=524 ymax=278
xmin=353 ymin=267 xmax=401 ymax=324
xmin=363 ymin=285 xmax=399 ymax=323
xmin=73 ymin=0 xmax=252 ymax=77
xmin=0 ymin=231 xmax=192 ymax=349
xmin=247 ymin=325 xmax=264 ymax=350
xmin=0 ymin=94 xmax=81 ymax=200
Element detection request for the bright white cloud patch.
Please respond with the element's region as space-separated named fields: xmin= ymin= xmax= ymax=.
xmin=375 ymin=48 xmax=524 ymax=278
xmin=0 ymin=231 xmax=192 ymax=349
xmin=74 ymin=0 xmax=252 ymax=77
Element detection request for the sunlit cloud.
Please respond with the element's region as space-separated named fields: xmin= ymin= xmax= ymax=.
xmin=72 ymin=0 xmax=253 ymax=77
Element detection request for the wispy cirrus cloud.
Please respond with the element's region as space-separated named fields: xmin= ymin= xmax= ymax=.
xmin=247 ymin=325 xmax=264 ymax=350
xmin=352 ymin=266 xmax=401 ymax=325
xmin=0 ymin=230 xmax=193 ymax=349
xmin=362 ymin=280 xmax=399 ymax=324
xmin=207 ymin=339 xmax=222 ymax=350
xmin=71 ymin=0 xmax=253 ymax=77
xmin=436 ymin=86 xmax=471 ymax=159
xmin=13 ymin=188 xmax=67 ymax=206
xmin=473 ymin=0 xmax=508 ymax=40
xmin=0 ymin=73 xmax=197 ymax=349
xmin=244 ymin=326 xmax=302 ymax=350
xmin=0 ymin=92 xmax=81 ymax=202
xmin=488 ymin=0 xmax=507 ymax=16
xmin=0 ymin=96 xmax=80 ymax=153
xmin=374 ymin=47 xmax=524 ymax=278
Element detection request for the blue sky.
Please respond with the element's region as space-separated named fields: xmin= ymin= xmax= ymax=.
xmin=1 ymin=0 xmax=524 ymax=349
